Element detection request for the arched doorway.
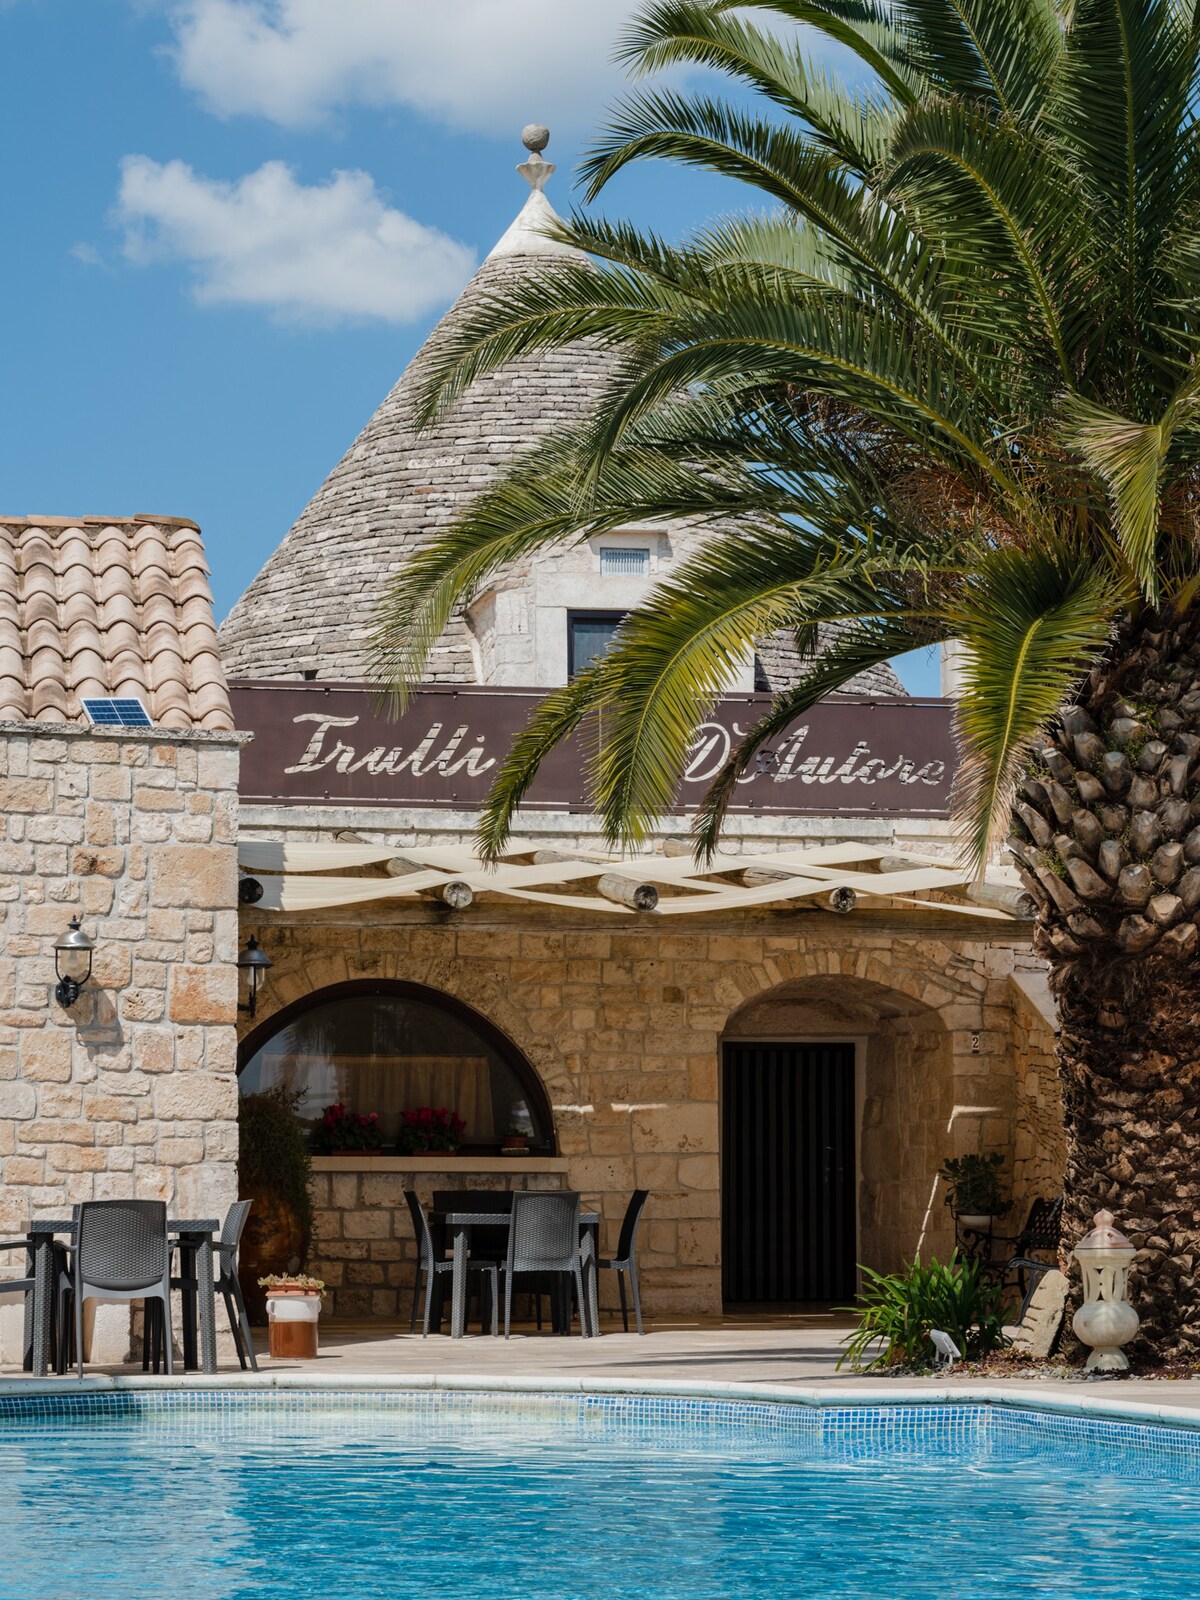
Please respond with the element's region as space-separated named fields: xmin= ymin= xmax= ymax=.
xmin=238 ymin=980 xmax=556 ymax=1154
xmin=722 ymin=977 xmax=952 ymax=1304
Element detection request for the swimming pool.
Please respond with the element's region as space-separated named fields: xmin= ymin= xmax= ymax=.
xmin=0 ymin=1386 xmax=1194 ymax=1598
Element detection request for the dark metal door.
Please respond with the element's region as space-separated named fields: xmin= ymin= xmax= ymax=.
xmin=721 ymin=1042 xmax=857 ymax=1303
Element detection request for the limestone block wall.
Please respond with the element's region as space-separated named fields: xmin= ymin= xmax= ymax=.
xmin=0 ymin=721 xmax=244 ymax=1360
xmin=724 ymin=981 xmax=961 ymax=1273
xmin=238 ymin=905 xmax=1032 ymax=1317
xmin=1011 ymin=974 xmax=1066 ymax=1226
xmin=308 ymin=1159 xmax=568 ymax=1319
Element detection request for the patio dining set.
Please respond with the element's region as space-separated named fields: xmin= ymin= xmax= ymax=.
xmin=406 ymin=1188 xmax=649 ymax=1340
xmin=4 ymin=1198 xmax=258 ymax=1379
xmin=0 ymin=1186 xmax=650 ymax=1376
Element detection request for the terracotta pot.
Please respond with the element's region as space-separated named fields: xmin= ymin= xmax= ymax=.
xmin=239 ymin=1192 xmax=304 ymax=1325
xmin=266 ymin=1291 xmax=321 ymax=1360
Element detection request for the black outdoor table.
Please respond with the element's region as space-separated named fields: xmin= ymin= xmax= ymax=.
xmin=431 ymin=1210 xmax=601 ymax=1339
xmin=25 ymin=1217 xmax=220 ymax=1377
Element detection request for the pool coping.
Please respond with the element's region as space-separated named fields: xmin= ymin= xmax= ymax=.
xmin=3 ymin=1371 xmax=1200 ymax=1434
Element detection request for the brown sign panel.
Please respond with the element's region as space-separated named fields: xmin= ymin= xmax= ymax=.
xmin=229 ymin=680 xmax=958 ymax=817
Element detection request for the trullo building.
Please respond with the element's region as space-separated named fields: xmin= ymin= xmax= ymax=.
xmin=220 ymin=133 xmax=1059 ymax=1322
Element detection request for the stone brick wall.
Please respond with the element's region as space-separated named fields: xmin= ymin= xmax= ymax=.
xmin=309 ymin=1161 xmax=568 ymax=1320
xmin=1011 ymin=973 xmax=1066 ymax=1227
xmin=238 ymin=905 xmax=1033 ymax=1317
xmin=0 ymin=721 xmax=244 ymax=1360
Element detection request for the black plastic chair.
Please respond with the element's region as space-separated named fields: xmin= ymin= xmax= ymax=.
xmin=0 ymin=1238 xmax=45 ymax=1369
xmin=596 ymin=1190 xmax=649 ymax=1334
xmin=405 ymin=1190 xmax=498 ymax=1336
xmin=152 ymin=1201 xmax=258 ymax=1372
xmin=996 ymin=1197 xmax=1063 ymax=1301
xmin=68 ymin=1201 xmax=172 ymax=1378
xmin=429 ymin=1191 xmax=574 ymax=1332
xmin=216 ymin=1201 xmax=259 ymax=1370
xmin=501 ymin=1191 xmax=589 ymax=1339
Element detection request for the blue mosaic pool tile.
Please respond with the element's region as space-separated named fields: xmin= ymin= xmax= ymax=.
xmin=1 ymin=1387 xmax=1199 ymax=1480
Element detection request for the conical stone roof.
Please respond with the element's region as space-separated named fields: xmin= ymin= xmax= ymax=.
xmin=219 ymin=138 xmax=614 ymax=683
xmin=220 ymin=132 xmax=903 ymax=700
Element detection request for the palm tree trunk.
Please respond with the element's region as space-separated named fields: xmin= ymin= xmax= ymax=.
xmin=1055 ymin=962 xmax=1200 ymax=1361
xmin=1010 ymin=610 xmax=1200 ymax=1361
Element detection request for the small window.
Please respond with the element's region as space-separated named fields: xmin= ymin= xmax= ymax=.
xmin=81 ymin=697 xmax=152 ymax=728
xmin=600 ymin=546 xmax=650 ymax=577
xmin=568 ymin=611 xmax=626 ymax=678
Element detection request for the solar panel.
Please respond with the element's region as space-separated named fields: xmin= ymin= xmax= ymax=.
xmin=81 ymin=697 xmax=153 ymax=729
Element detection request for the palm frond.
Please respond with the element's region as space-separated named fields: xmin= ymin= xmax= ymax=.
xmin=574 ymin=289 xmax=1024 ymax=500
xmin=579 ymin=90 xmax=861 ymax=208
xmin=949 ymin=544 xmax=1123 ymax=864
xmin=583 ymin=529 xmax=952 ymax=846
xmin=898 ymin=0 xmax=1064 ymax=116
xmin=475 ymin=668 xmax=608 ymax=861
xmin=617 ymin=0 xmax=926 ymax=103
xmin=690 ymin=616 xmax=945 ymax=859
xmin=882 ymin=98 xmax=1085 ymax=381
xmin=1063 ymin=362 xmax=1200 ymax=597
xmin=594 ymin=0 xmax=897 ymax=169
xmin=1050 ymin=0 xmax=1196 ymax=407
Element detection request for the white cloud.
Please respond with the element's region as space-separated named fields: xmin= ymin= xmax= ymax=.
xmin=69 ymin=241 xmax=106 ymax=268
xmin=168 ymin=0 xmax=642 ymax=133
xmin=114 ymin=155 xmax=477 ymax=324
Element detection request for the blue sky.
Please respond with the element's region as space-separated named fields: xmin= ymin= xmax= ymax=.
xmin=0 ymin=0 xmax=938 ymax=695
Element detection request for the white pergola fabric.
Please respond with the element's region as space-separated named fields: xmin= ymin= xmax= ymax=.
xmin=237 ymin=838 xmax=1023 ymax=921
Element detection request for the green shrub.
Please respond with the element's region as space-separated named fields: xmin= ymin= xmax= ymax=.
xmin=237 ymin=1085 xmax=314 ymax=1250
xmin=837 ymin=1255 xmax=1007 ymax=1372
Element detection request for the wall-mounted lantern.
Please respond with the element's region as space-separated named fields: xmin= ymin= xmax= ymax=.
xmin=236 ymin=935 xmax=272 ymax=1019
xmin=54 ymin=917 xmax=94 ymax=1009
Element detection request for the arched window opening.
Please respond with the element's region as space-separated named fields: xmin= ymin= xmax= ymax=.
xmin=237 ymin=981 xmax=554 ymax=1154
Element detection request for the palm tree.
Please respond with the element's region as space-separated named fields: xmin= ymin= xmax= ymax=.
xmin=372 ymin=0 xmax=1200 ymax=1356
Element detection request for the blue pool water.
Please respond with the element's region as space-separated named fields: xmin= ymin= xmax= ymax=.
xmin=0 ymin=1390 xmax=1196 ymax=1599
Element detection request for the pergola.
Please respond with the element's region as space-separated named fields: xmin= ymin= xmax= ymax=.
xmin=236 ymin=838 xmax=1030 ymax=922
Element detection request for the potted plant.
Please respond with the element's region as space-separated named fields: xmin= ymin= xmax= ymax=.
xmin=258 ymin=1273 xmax=325 ymax=1360
xmin=396 ymin=1106 xmax=466 ymax=1154
xmin=501 ymin=1125 xmax=530 ymax=1156
xmin=310 ymin=1102 xmax=384 ymax=1156
xmin=237 ymin=1085 xmax=315 ymax=1324
xmin=939 ymin=1153 xmax=1009 ymax=1229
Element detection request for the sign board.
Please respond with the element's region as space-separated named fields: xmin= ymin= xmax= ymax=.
xmin=229 ymin=681 xmax=958 ymax=817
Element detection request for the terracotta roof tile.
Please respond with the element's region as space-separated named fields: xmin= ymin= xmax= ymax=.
xmin=0 ymin=518 xmax=233 ymax=729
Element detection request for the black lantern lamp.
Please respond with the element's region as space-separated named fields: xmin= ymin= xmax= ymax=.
xmin=237 ymin=936 xmax=272 ymax=1019
xmin=54 ymin=917 xmax=94 ymax=1008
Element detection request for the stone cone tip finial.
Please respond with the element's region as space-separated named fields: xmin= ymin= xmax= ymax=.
xmin=1076 ymin=1209 xmax=1134 ymax=1252
xmin=518 ymin=124 xmax=554 ymax=193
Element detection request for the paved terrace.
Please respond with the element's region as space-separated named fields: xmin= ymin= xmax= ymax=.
xmin=14 ymin=1309 xmax=1200 ymax=1410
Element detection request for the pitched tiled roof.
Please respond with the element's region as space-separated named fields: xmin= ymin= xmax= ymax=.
xmin=0 ymin=516 xmax=234 ymax=730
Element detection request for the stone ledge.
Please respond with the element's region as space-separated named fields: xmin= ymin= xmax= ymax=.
xmin=312 ymin=1155 xmax=570 ymax=1174
xmin=0 ymin=720 xmax=252 ymax=746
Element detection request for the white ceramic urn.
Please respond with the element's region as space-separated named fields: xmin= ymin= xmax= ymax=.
xmin=1072 ymin=1209 xmax=1140 ymax=1371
